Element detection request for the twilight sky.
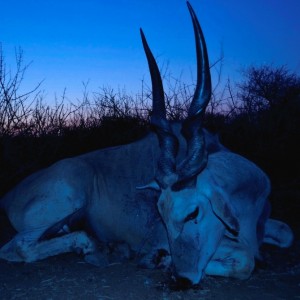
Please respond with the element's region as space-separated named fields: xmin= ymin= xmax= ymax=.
xmin=1 ymin=0 xmax=299 ymax=102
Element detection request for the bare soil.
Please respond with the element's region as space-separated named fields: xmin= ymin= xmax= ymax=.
xmin=1 ymin=186 xmax=300 ymax=300
xmin=0 ymin=239 xmax=299 ymax=300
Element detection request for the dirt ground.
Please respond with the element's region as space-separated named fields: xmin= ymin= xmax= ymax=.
xmin=1 ymin=186 xmax=300 ymax=300
xmin=0 ymin=238 xmax=299 ymax=300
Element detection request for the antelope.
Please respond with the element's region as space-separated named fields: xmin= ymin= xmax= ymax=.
xmin=0 ymin=2 xmax=293 ymax=287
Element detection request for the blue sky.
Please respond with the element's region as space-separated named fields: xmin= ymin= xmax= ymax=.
xmin=1 ymin=0 xmax=299 ymax=102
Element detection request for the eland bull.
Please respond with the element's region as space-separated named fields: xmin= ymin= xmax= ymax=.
xmin=0 ymin=2 xmax=293 ymax=286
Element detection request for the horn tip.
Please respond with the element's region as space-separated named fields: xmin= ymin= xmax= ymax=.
xmin=140 ymin=28 xmax=147 ymax=40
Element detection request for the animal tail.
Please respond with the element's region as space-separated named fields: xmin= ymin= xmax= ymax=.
xmin=263 ymin=218 xmax=294 ymax=248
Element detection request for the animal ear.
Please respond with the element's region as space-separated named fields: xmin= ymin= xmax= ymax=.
xmin=209 ymin=190 xmax=240 ymax=236
xmin=136 ymin=180 xmax=161 ymax=191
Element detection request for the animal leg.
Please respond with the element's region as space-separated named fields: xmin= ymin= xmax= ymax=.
xmin=0 ymin=228 xmax=45 ymax=262
xmin=138 ymin=248 xmax=171 ymax=270
xmin=263 ymin=218 xmax=294 ymax=247
xmin=205 ymin=237 xmax=255 ymax=280
xmin=0 ymin=230 xmax=97 ymax=263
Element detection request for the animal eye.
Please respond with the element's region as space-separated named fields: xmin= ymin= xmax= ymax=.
xmin=184 ymin=207 xmax=199 ymax=223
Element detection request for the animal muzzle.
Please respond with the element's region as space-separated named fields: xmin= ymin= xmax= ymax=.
xmin=170 ymin=236 xmax=204 ymax=286
xmin=170 ymin=275 xmax=194 ymax=290
xmin=170 ymin=268 xmax=204 ymax=290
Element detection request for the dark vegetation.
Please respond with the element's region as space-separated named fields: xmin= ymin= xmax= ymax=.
xmin=1 ymin=45 xmax=300 ymax=300
xmin=0 ymin=48 xmax=299 ymax=230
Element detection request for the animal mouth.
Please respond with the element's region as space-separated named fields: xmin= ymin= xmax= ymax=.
xmin=168 ymin=274 xmax=203 ymax=291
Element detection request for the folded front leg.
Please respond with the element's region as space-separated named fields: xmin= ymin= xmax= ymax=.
xmin=205 ymin=237 xmax=255 ymax=280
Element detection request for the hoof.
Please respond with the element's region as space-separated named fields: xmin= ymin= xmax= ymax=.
xmin=84 ymin=252 xmax=109 ymax=267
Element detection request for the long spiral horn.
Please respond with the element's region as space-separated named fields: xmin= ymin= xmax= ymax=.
xmin=173 ymin=1 xmax=212 ymax=190
xmin=140 ymin=29 xmax=179 ymax=188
